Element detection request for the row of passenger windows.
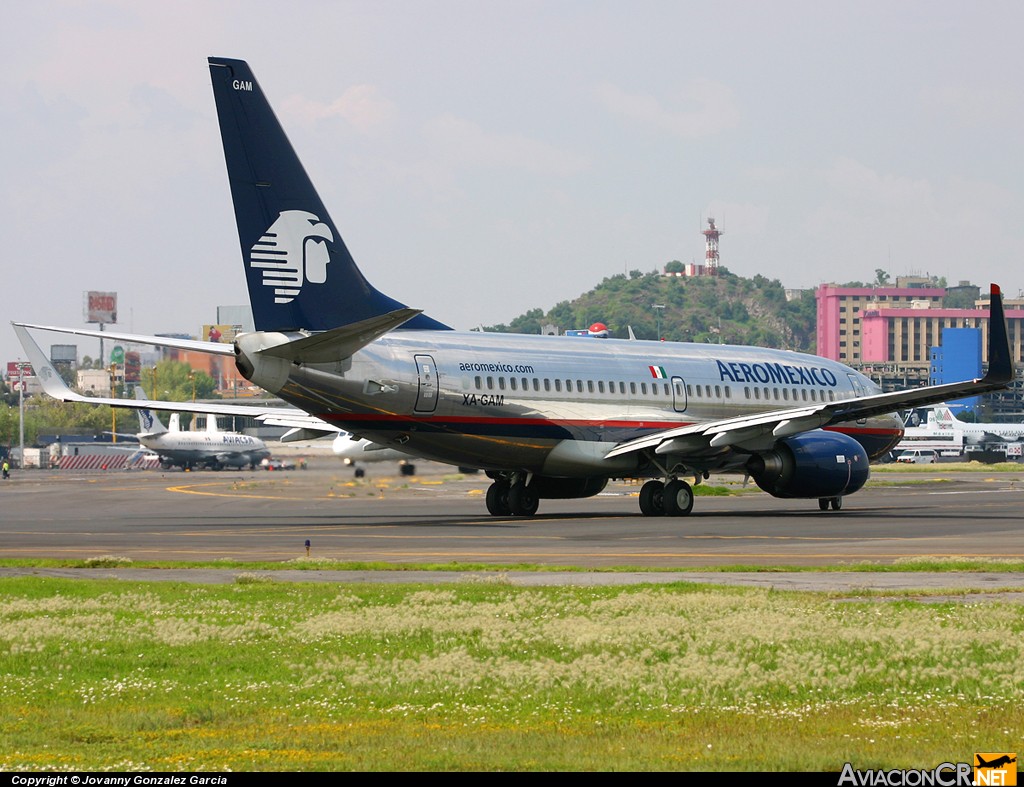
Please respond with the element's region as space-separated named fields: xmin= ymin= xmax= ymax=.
xmin=469 ymin=376 xmax=840 ymax=403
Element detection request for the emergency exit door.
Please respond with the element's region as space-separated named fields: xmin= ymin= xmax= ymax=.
xmin=413 ymin=354 xmax=438 ymax=413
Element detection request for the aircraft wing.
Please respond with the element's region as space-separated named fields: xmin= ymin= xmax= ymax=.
xmin=606 ymin=284 xmax=1014 ymax=460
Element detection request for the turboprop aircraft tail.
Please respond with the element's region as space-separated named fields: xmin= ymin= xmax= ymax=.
xmin=207 ymin=57 xmax=450 ymax=335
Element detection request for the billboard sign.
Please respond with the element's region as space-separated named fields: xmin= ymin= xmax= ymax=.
xmin=203 ymin=324 xmax=241 ymax=343
xmin=85 ymin=291 xmax=117 ymax=324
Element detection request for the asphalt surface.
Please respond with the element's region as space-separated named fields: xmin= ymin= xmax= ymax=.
xmin=2 ymin=456 xmax=1023 ymax=597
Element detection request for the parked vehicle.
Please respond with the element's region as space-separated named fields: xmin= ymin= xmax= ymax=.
xmin=895 ymin=449 xmax=939 ymax=464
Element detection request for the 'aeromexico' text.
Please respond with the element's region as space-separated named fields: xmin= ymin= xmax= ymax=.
xmin=716 ymin=360 xmax=839 ymax=387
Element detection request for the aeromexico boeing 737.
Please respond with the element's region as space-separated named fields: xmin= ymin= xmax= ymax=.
xmin=13 ymin=57 xmax=1015 ymax=517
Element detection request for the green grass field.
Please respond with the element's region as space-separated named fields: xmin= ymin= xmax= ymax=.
xmin=1 ymin=575 xmax=1021 ymax=771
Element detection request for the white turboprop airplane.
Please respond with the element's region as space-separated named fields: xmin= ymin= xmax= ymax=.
xmin=13 ymin=57 xmax=1016 ymax=516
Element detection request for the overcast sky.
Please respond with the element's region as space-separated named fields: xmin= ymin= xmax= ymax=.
xmin=4 ymin=0 xmax=1023 ymax=367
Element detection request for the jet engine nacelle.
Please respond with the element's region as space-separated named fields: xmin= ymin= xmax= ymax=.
xmin=531 ymin=476 xmax=608 ymax=499
xmin=746 ymin=431 xmax=869 ymax=500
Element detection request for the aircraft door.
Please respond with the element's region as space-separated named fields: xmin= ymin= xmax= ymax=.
xmin=413 ymin=354 xmax=439 ymax=414
xmin=671 ymin=376 xmax=687 ymax=413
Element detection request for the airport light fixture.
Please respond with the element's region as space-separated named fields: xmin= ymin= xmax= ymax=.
xmin=652 ymin=304 xmax=666 ymax=341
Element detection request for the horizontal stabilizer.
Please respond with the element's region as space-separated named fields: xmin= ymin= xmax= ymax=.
xmin=12 ymin=322 xmax=235 ymax=356
xmin=258 ymin=308 xmax=422 ymax=364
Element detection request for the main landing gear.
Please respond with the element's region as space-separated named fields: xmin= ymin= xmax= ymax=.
xmin=818 ymin=496 xmax=843 ymax=511
xmin=485 ymin=477 xmax=539 ymax=517
xmin=638 ymin=479 xmax=694 ymax=517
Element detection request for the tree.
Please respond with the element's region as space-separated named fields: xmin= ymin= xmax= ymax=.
xmin=874 ymin=269 xmax=891 ymax=286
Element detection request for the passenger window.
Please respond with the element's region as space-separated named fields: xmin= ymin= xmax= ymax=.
xmin=533 ymin=379 xmax=540 ymax=391
xmin=498 ymin=377 xmax=506 ymax=390
xmin=715 ymin=385 xmax=721 ymax=398
xmin=598 ymin=381 xmax=605 ymax=394
xmin=588 ymin=380 xmax=595 ymax=393
xmin=509 ymin=378 xmax=517 ymax=390
xmin=544 ymin=379 xmax=551 ymax=391
xmin=475 ymin=376 xmax=482 ymax=390
xmin=641 ymin=383 xmax=647 ymax=395
xmin=630 ymin=382 xmax=637 ymax=394
xmin=487 ymin=376 xmax=494 ymax=390
xmin=554 ymin=379 xmax=562 ymax=392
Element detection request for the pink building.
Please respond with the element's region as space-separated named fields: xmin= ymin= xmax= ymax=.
xmin=815 ymin=285 xmax=945 ymax=364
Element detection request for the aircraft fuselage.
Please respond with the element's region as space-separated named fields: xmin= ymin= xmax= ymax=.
xmin=237 ymin=330 xmax=903 ymax=476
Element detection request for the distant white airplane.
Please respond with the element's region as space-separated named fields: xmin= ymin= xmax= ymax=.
xmin=114 ymin=388 xmax=272 ymax=471
xmin=330 ymin=431 xmax=420 ymax=476
xmin=923 ymin=405 xmax=1024 ymax=445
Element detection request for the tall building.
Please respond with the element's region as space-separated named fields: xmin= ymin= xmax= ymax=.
xmin=816 ymin=284 xmax=944 ymax=364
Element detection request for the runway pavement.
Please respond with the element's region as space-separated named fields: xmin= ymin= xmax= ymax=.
xmin=2 ymin=458 xmax=1023 ymax=595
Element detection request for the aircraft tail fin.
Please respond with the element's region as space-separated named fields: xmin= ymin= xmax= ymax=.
xmin=133 ymin=387 xmax=167 ymax=436
xmin=207 ymin=57 xmax=450 ymax=334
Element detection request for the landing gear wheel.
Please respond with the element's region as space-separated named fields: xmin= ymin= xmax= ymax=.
xmin=508 ymin=482 xmax=539 ymax=517
xmin=663 ymin=479 xmax=694 ymax=516
xmin=830 ymin=496 xmax=842 ymax=511
xmin=485 ymin=481 xmax=512 ymax=516
xmin=818 ymin=496 xmax=843 ymax=511
xmin=639 ymin=480 xmax=666 ymax=516
xmin=818 ymin=498 xmax=829 ymax=511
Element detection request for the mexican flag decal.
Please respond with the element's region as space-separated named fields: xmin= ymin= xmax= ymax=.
xmin=649 ymin=365 xmax=667 ymax=379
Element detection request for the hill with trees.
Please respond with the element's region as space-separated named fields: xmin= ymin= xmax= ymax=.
xmin=485 ymin=267 xmax=817 ymax=352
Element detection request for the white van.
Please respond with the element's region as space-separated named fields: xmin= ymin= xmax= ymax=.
xmin=895 ymin=448 xmax=939 ymax=464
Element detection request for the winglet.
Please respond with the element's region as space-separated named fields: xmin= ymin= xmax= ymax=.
xmin=12 ymin=324 xmax=85 ymax=403
xmin=985 ymin=283 xmax=1013 ymax=385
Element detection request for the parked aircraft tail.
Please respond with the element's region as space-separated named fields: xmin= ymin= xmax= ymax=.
xmin=134 ymin=387 xmax=167 ymax=436
xmin=207 ymin=57 xmax=450 ymax=335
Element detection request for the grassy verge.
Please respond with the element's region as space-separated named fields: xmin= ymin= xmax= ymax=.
xmin=2 ymin=556 xmax=1024 ymax=572
xmin=0 ymin=577 xmax=1021 ymax=771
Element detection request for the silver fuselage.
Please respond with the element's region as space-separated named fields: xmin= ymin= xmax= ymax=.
xmin=238 ymin=330 xmax=903 ymax=477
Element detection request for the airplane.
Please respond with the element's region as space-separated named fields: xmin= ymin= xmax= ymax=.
xmin=115 ymin=387 xmax=273 ymax=471
xmin=908 ymin=404 xmax=1024 ymax=446
xmin=12 ymin=56 xmax=1015 ymax=517
xmin=976 ymin=755 xmax=1016 ymax=769
xmin=331 ymin=431 xmax=418 ymax=476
